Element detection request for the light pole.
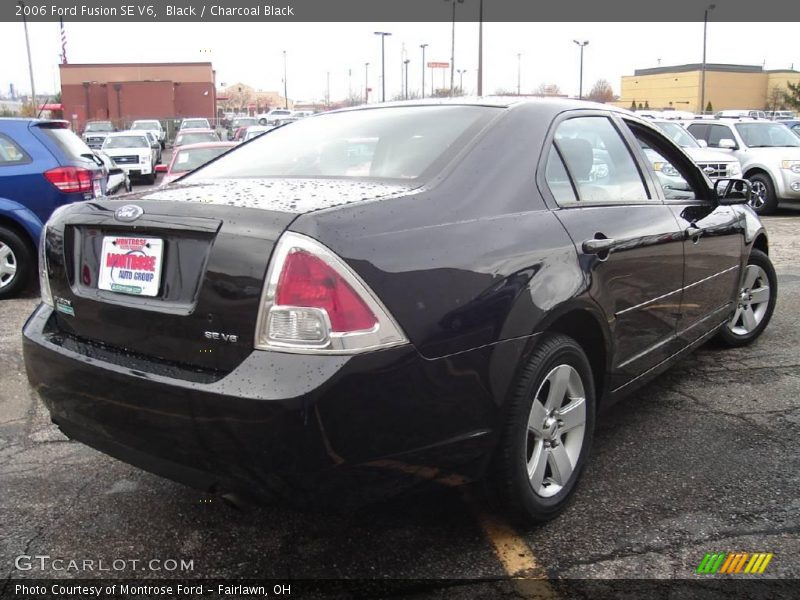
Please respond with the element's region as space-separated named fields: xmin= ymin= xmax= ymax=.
xmin=516 ymin=53 xmax=522 ymax=95
xmin=477 ymin=0 xmax=483 ymax=96
xmin=364 ymin=62 xmax=370 ymax=104
xmin=404 ymin=59 xmax=410 ymax=99
xmin=18 ymin=1 xmax=37 ymax=114
xmin=457 ymin=69 xmax=467 ymax=95
xmin=374 ymin=32 xmax=392 ymax=102
xmin=326 ymin=71 xmax=330 ymax=107
xmin=573 ymin=40 xmax=589 ymax=100
xmin=700 ymin=4 xmax=716 ymax=114
xmin=445 ymin=0 xmax=465 ymax=97
xmin=282 ymin=50 xmax=288 ymax=109
xmin=420 ymin=43 xmax=428 ymax=99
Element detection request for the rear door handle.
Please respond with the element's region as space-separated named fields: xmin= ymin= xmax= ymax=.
xmin=685 ymin=225 xmax=703 ymax=240
xmin=582 ymin=238 xmax=616 ymax=254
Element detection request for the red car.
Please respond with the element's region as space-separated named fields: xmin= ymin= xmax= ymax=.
xmin=157 ymin=142 xmax=236 ymax=185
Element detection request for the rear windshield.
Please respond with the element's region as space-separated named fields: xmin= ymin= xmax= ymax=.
xmin=172 ymin=146 xmax=231 ymax=173
xmin=176 ymin=132 xmax=219 ymax=146
xmin=103 ymin=135 xmax=149 ymax=149
xmin=38 ymin=126 xmax=95 ymax=160
xmin=188 ymin=105 xmax=497 ymax=181
xmin=232 ymin=118 xmax=259 ymax=128
xmin=182 ymin=119 xmax=209 ymax=128
xmin=85 ymin=122 xmax=114 ymax=132
xmin=132 ymin=121 xmax=160 ymax=130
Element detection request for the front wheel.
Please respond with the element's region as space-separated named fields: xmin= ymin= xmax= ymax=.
xmin=748 ymin=174 xmax=778 ymax=215
xmin=715 ymin=249 xmax=776 ymax=347
xmin=492 ymin=333 xmax=596 ymax=524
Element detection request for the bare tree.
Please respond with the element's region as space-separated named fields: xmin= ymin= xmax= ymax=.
xmin=587 ymin=79 xmax=615 ymax=103
xmin=534 ymin=83 xmax=562 ymax=97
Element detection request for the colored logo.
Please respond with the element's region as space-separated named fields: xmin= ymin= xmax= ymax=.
xmin=114 ymin=205 xmax=144 ymax=222
xmin=696 ymin=552 xmax=774 ymax=575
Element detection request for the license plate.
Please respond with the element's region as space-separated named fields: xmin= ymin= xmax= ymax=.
xmin=97 ymin=236 xmax=164 ymax=297
xmin=93 ymin=179 xmax=102 ymax=198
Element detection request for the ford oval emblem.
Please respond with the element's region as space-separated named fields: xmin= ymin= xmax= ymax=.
xmin=115 ymin=205 xmax=144 ymax=222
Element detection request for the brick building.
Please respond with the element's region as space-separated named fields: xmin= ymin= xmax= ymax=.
xmin=59 ymin=62 xmax=216 ymax=131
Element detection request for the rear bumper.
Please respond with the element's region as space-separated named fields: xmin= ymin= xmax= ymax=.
xmin=23 ymin=305 xmax=512 ymax=504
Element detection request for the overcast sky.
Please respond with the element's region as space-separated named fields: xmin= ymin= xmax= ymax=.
xmin=0 ymin=21 xmax=798 ymax=102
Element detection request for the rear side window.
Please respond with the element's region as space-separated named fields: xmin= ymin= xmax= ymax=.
xmin=0 ymin=134 xmax=31 ymax=165
xmin=37 ymin=126 xmax=94 ymax=160
xmin=544 ymin=146 xmax=577 ymax=204
xmin=553 ymin=116 xmax=650 ymax=203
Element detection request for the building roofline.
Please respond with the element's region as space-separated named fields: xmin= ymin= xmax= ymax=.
xmin=632 ymin=63 xmax=772 ymax=76
xmin=59 ymin=62 xmax=213 ymax=68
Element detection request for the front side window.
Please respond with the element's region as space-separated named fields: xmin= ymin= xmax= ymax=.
xmin=654 ymin=122 xmax=700 ymax=148
xmin=553 ymin=116 xmax=649 ymax=203
xmin=187 ymin=106 xmax=497 ymax=182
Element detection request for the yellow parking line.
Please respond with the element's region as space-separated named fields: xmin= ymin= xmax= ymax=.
xmin=462 ymin=489 xmax=560 ymax=599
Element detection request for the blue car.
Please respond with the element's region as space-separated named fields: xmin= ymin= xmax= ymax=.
xmin=0 ymin=119 xmax=105 ymax=299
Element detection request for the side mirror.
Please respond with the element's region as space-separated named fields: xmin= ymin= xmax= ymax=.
xmin=155 ymin=164 xmax=168 ymax=173
xmin=718 ymin=138 xmax=737 ymax=150
xmin=714 ymin=178 xmax=751 ymax=205
xmin=696 ymin=139 xmax=708 ymax=148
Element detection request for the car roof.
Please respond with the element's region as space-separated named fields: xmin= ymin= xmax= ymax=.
xmin=107 ymin=131 xmax=150 ymax=137
xmin=173 ymin=142 xmax=235 ymax=151
xmin=326 ymin=96 xmax=630 ymax=118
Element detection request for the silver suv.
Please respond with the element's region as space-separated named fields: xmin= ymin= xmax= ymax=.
xmin=687 ymin=119 xmax=800 ymax=214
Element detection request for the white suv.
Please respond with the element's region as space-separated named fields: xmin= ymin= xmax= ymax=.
xmin=256 ymin=109 xmax=294 ymax=125
xmin=101 ymin=132 xmax=158 ymax=184
xmin=687 ymin=119 xmax=800 ymax=214
xmin=130 ymin=120 xmax=166 ymax=149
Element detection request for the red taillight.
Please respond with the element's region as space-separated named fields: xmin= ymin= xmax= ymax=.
xmin=275 ymin=249 xmax=377 ymax=332
xmin=44 ymin=167 xmax=93 ymax=193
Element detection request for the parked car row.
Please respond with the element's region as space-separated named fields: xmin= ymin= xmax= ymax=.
xmin=632 ymin=111 xmax=800 ymax=215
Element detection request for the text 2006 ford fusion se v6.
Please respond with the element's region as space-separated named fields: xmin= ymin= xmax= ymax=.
xmin=23 ymin=100 xmax=776 ymax=523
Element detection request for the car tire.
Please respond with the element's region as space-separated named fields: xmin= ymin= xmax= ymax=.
xmin=715 ymin=249 xmax=776 ymax=347
xmin=492 ymin=332 xmax=596 ymax=524
xmin=258 ymin=118 xmax=267 ymax=126
xmin=0 ymin=226 xmax=34 ymax=300
xmin=146 ymin=172 xmax=156 ymax=185
xmin=747 ymin=173 xmax=778 ymax=215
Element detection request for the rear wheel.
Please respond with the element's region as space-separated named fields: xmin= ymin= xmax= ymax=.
xmin=492 ymin=333 xmax=596 ymax=524
xmin=0 ymin=226 xmax=34 ymax=300
xmin=715 ymin=249 xmax=776 ymax=347
xmin=748 ymin=173 xmax=778 ymax=215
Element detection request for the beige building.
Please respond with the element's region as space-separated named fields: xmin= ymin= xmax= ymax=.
xmin=613 ymin=63 xmax=800 ymax=113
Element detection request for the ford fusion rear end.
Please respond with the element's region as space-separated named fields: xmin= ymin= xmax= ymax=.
xmin=22 ymin=105 xmax=505 ymax=504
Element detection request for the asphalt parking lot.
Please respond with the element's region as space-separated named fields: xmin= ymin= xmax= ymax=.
xmin=1 ymin=208 xmax=798 ymax=594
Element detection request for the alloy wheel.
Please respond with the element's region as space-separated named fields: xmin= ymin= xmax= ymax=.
xmin=728 ymin=265 xmax=770 ymax=336
xmin=749 ymin=181 xmax=767 ymax=209
xmin=0 ymin=242 xmax=17 ymax=289
xmin=526 ymin=364 xmax=587 ymax=498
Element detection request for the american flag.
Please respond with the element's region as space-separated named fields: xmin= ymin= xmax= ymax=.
xmin=59 ymin=18 xmax=67 ymax=64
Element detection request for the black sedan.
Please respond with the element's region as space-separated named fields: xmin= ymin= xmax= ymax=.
xmin=23 ymin=99 xmax=776 ymax=523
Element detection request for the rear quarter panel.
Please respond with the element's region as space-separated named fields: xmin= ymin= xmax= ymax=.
xmin=292 ymin=104 xmax=590 ymax=360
